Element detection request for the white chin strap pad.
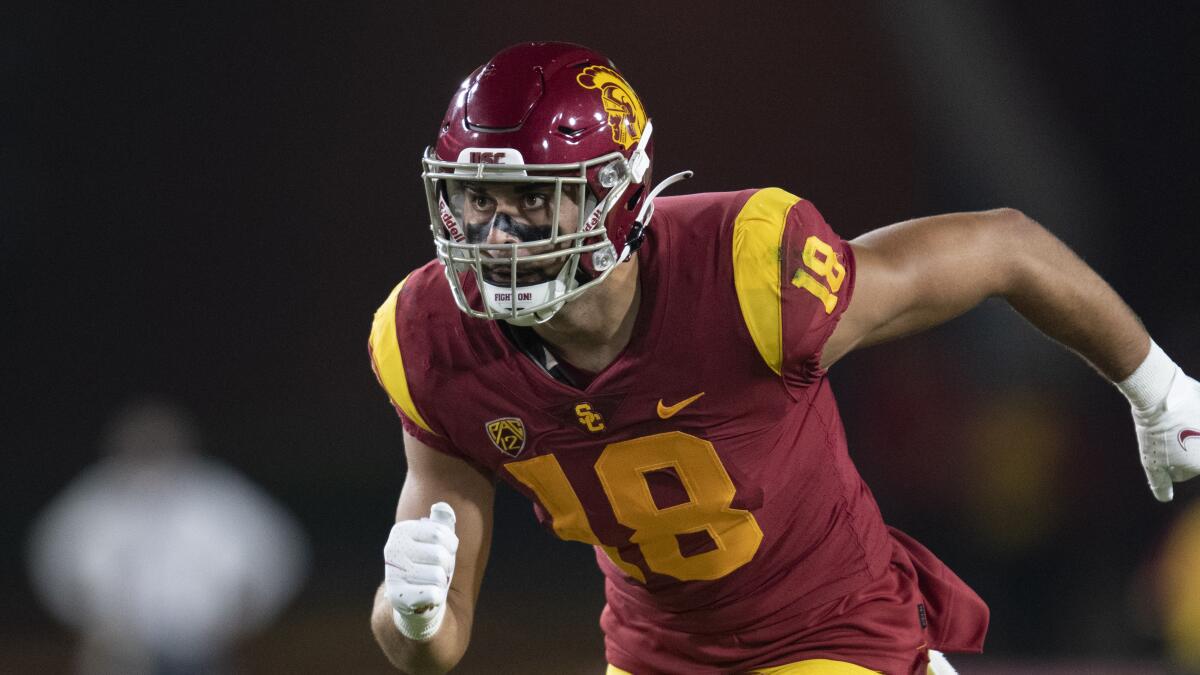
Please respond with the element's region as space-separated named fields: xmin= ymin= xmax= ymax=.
xmin=480 ymin=278 xmax=567 ymax=325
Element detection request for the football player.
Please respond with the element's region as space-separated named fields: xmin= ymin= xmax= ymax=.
xmin=368 ymin=42 xmax=1200 ymax=674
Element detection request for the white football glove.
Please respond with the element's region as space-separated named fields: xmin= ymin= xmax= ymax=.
xmin=1118 ymin=341 xmax=1200 ymax=502
xmin=384 ymin=502 xmax=458 ymax=641
xmin=927 ymin=650 xmax=958 ymax=675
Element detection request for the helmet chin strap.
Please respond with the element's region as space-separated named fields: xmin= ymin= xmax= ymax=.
xmin=482 ymin=254 xmax=577 ymax=326
xmin=618 ymin=170 xmax=694 ymax=264
xmin=628 ymin=121 xmax=653 ymax=183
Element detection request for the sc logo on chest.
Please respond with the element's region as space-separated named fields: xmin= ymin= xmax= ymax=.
xmin=575 ymin=403 xmax=606 ymax=432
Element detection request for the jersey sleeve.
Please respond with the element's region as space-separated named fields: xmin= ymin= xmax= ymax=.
xmin=731 ymin=188 xmax=855 ymax=390
xmin=368 ymin=278 xmax=449 ymax=449
xmin=368 ymin=279 xmax=499 ymax=480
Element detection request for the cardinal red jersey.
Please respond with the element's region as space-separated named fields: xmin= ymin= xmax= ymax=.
xmin=369 ymin=188 xmax=989 ymax=674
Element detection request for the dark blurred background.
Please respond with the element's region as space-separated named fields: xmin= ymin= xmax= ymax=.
xmin=4 ymin=1 xmax=1198 ymax=673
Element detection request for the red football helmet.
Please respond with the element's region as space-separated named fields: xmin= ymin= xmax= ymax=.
xmin=422 ymin=42 xmax=688 ymax=325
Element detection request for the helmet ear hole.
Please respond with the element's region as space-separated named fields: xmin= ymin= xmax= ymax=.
xmin=625 ymin=184 xmax=645 ymax=211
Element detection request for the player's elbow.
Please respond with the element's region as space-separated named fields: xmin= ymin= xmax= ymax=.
xmin=980 ymin=207 xmax=1047 ymax=291
xmin=983 ymin=206 xmax=1031 ymax=227
xmin=982 ymin=207 xmax=1041 ymax=241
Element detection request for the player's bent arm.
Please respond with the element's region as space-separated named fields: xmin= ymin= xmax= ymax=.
xmin=821 ymin=208 xmax=1148 ymax=380
xmin=824 ymin=208 xmax=1200 ymax=502
xmin=371 ymin=430 xmax=495 ymax=674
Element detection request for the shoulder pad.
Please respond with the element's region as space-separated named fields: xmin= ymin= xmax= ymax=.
xmin=731 ymin=188 xmax=804 ymax=375
xmin=368 ymin=278 xmax=435 ymax=434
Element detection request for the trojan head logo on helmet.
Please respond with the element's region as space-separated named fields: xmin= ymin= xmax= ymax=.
xmin=576 ymin=65 xmax=647 ymax=151
xmin=421 ymin=42 xmax=690 ymax=325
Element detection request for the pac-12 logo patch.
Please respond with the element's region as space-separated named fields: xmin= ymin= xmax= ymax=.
xmin=486 ymin=417 xmax=526 ymax=457
xmin=576 ymin=65 xmax=646 ymax=150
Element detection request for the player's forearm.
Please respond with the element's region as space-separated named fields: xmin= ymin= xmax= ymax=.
xmin=999 ymin=212 xmax=1149 ymax=381
xmin=371 ymin=584 xmax=469 ymax=674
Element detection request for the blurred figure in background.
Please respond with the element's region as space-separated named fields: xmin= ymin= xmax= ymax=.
xmin=26 ymin=398 xmax=310 ymax=675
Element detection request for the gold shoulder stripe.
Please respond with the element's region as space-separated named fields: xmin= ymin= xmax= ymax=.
xmin=369 ymin=278 xmax=435 ymax=434
xmin=732 ymin=188 xmax=803 ymax=376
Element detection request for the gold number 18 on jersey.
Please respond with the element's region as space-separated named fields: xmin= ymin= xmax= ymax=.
xmin=792 ymin=235 xmax=846 ymax=314
xmin=505 ymin=431 xmax=763 ymax=582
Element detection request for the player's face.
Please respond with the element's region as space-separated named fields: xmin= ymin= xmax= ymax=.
xmin=459 ymin=181 xmax=582 ymax=285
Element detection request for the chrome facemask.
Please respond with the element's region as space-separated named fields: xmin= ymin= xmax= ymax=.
xmin=421 ymin=149 xmax=634 ymax=325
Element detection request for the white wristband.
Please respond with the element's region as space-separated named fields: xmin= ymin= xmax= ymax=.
xmin=393 ymin=605 xmax=445 ymax=642
xmin=1116 ymin=340 xmax=1180 ymax=411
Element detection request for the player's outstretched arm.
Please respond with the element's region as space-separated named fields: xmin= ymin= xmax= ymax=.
xmin=822 ymin=208 xmax=1146 ymax=376
xmin=371 ymin=430 xmax=495 ymax=674
xmin=822 ymin=208 xmax=1200 ymax=500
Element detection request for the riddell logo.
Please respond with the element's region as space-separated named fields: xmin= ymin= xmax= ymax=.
xmin=437 ymin=193 xmax=465 ymax=242
xmin=439 ymin=208 xmax=464 ymax=242
xmin=581 ymin=203 xmax=604 ymax=233
xmin=470 ymin=151 xmax=507 ymax=163
xmin=436 ymin=193 xmax=463 ymax=240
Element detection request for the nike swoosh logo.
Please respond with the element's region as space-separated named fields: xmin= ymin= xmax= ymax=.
xmin=657 ymin=392 xmax=705 ymax=419
xmin=1180 ymin=429 xmax=1200 ymax=451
